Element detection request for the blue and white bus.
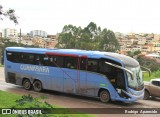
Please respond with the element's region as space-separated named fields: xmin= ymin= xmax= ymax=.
xmin=4 ymin=47 xmax=144 ymax=103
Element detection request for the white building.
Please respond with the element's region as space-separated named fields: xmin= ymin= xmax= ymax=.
xmin=2 ymin=28 xmax=18 ymax=38
xmin=146 ymin=53 xmax=160 ymax=59
xmin=30 ymin=30 xmax=47 ymax=38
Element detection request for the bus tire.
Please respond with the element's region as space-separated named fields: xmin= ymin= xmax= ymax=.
xmin=23 ymin=79 xmax=32 ymax=90
xmin=33 ymin=80 xmax=43 ymax=92
xmin=144 ymin=90 xmax=150 ymax=100
xmin=99 ymin=90 xmax=110 ymax=103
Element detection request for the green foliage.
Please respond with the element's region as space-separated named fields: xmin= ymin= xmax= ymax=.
xmin=56 ymin=22 xmax=120 ymax=52
xmin=143 ymin=70 xmax=160 ymax=81
xmin=39 ymin=95 xmax=48 ymax=100
xmin=0 ymin=90 xmax=21 ymax=108
xmin=143 ymin=72 xmax=151 ymax=81
xmin=133 ymin=50 xmax=141 ymax=56
xmin=13 ymin=94 xmax=53 ymax=109
xmin=153 ymin=70 xmax=160 ymax=77
xmin=15 ymin=94 xmax=34 ymax=106
xmin=143 ymin=34 xmax=148 ymax=37
xmin=137 ymin=55 xmax=160 ymax=71
xmin=127 ymin=51 xmax=134 ymax=57
xmin=11 ymin=94 xmax=54 ymax=117
xmin=0 ymin=91 xmax=93 ymax=117
xmin=127 ymin=50 xmax=141 ymax=57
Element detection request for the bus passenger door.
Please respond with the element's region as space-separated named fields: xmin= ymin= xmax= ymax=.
xmin=79 ymin=58 xmax=101 ymax=96
xmin=63 ymin=57 xmax=79 ymax=94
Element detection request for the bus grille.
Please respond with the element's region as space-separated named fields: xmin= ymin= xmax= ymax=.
xmin=7 ymin=72 xmax=16 ymax=84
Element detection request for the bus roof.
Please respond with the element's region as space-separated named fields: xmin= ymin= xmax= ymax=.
xmin=5 ymin=47 xmax=139 ymax=67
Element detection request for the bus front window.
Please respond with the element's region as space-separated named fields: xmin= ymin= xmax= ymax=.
xmin=126 ymin=66 xmax=144 ymax=91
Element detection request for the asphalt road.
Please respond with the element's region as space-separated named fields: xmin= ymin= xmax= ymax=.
xmin=0 ymin=67 xmax=160 ymax=117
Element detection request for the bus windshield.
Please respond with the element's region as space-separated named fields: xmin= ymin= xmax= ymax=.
xmin=126 ymin=66 xmax=143 ymax=90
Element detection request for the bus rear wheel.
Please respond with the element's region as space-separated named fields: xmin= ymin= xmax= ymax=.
xmin=99 ymin=90 xmax=110 ymax=103
xmin=23 ymin=79 xmax=32 ymax=90
xmin=33 ymin=80 xmax=42 ymax=92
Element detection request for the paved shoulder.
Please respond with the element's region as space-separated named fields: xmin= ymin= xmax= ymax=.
xmin=0 ymin=67 xmax=4 ymax=81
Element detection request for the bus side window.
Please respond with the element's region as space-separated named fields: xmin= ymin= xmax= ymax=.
xmin=6 ymin=51 xmax=21 ymax=63
xmin=49 ymin=56 xmax=64 ymax=67
xmin=55 ymin=56 xmax=64 ymax=67
xmin=6 ymin=52 xmax=13 ymax=62
xmin=35 ymin=54 xmax=45 ymax=66
xmin=87 ymin=59 xmax=98 ymax=72
xmin=34 ymin=55 xmax=53 ymax=66
xmin=99 ymin=60 xmax=111 ymax=74
xmin=21 ymin=53 xmax=34 ymax=64
xmin=64 ymin=57 xmax=77 ymax=69
xmin=48 ymin=57 xmax=56 ymax=67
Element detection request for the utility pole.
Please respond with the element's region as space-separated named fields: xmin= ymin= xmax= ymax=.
xmin=19 ymin=28 xmax=21 ymax=44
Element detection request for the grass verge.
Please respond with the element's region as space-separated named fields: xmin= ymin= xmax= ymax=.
xmin=143 ymin=70 xmax=160 ymax=81
xmin=0 ymin=90 xmax=93 ymax=117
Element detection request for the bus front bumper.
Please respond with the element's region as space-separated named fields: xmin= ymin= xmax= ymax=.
xmin=113 ymin=90 xmax=144 ymax=102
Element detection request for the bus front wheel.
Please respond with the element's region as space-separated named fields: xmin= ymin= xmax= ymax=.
xmin=23 ymin=79 xmax=32 ymax=90
xmin=99 ymin=90 xmax=110 ymax=103
xmin=33 ymin=80 xmax=42 ymax=92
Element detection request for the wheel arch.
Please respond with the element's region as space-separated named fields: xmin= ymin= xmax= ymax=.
xmin=98 ymin=88 xmax=110 ymax=97
xmin=33 ymin=79 xmax=43 ymax=88
xmin=22 ymin=77 xmax=31 ymax=85
xmin=22 ymin=77 xmax=32 ymax=90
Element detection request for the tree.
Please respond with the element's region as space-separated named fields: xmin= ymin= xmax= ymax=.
xmin=127 ymin=50 xmax=141 ymax=58
xmin=78 ymin=22 xmax=100 ymax=50
xmin=137 ymin=55 xmax=160 ymax=71
xmin=133 ymin=50 xmax=141 ymax=56
xmin=56 ymin=22 xmax=120 ymax=52
xmin=0 ymin=5 xmax=19 ymax=64
xmin=127 ymin=51 xmax=134 ymax=57
xmin=99 ymin=28 xmax=120 ymax=52
xmin=57 ymin=24 xmax=81 ymax=49
xmin=0 ymin=4 xmax=18 ymax=24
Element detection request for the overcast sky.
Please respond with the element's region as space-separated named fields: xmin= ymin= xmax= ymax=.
xmin=1 ymin=0 xmax=160 ymax=34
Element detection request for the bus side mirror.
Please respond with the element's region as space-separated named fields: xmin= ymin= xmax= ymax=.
xmin=128 ymin=72 xmax=134 ymax=80
xmin=141 ymin=66 xmax=151 ymax=77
